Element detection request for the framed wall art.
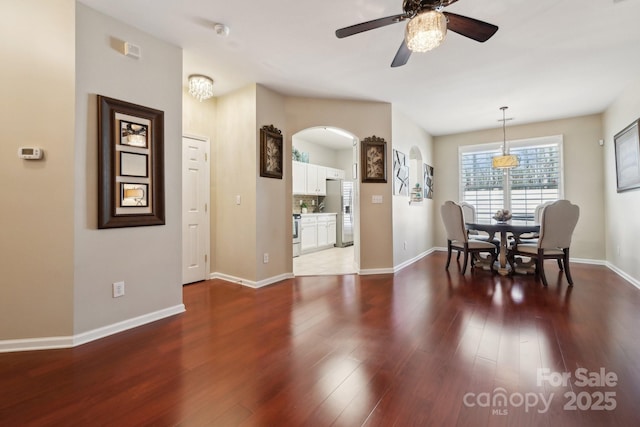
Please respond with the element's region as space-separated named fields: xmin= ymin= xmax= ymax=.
xmin=361 ymin=135 xmax=387 ymax=183
xmin=98 ymin=95 xmax=165 ymax=228
xmin=614 ymin=119 xmax=640 ymax=192
xmin=260 ymin=124 xmax=283 ymax=179
xmin=392 ymin=149 xmax=409 ymax=196
xmin=424 ymin=163 xmax=434 ymax=199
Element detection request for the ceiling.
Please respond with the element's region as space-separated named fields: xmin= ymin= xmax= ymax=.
xmin=79 ymin=0 xmax=640 ymax=136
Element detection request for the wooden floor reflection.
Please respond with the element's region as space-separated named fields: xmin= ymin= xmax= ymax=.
xmin=1 ymin=253 xmax=639 ymax=426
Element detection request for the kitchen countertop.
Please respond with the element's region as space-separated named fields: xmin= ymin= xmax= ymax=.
xmin=299 ymin=212 xmax=337 ymax=216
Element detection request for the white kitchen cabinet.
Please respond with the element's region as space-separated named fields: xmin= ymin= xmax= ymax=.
xmin=300 ymin=214 xmax=337 ymax=254
xmin=293 ymin=162 xmax=340 ymax=195
xmin=317 ymin=215 xmax=329 ymax=247
xmin=326 ymin=167 xmax=345 ymax=180
xmin=292 ymin=161 xmax=307 ymax=195
xmin=306 ymin=164 xmax=326 ymax=195
xmin=300 ymin=216 xmax=317 ymax=252
xmin=327 ymin=217 xmax=337 ymax=245
xmin=316 ymin=166 xmax=327 ymax=195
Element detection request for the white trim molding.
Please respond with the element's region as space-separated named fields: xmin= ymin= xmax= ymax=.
xmin=210 ymin=272 xmax=293 ymax=289
xmin=607 ymin=262 xmax=640 ymax=291
xmin=359 ymin=267 xmax=395 ymax=275
xmin=0 ymin=304 xmax=185 ymax=354
xmin=393 ymin=248 xmax=436 ymax=273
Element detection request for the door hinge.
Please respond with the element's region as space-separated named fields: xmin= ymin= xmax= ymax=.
xmin=204 ymin=153 xmax=208 ymax=161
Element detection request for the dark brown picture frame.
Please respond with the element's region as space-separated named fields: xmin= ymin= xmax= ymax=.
xmin=614 ymin=119 xmax=640 ymax=193
xmin=98 ymin=95 xmax=165 ymax=228
xmin=260 ymin=124 xmax=283 ymax=179
xmin=361 ymin=135 xmax=387 ymax=183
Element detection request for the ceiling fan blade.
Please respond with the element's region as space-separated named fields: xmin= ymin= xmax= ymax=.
xmin=444 ymin=12 xmax=498 ymax=43
xmin=391 ymin=39 xmax=411 ymax=68
xmin=336 ymin=14 xmax=407 ymax=38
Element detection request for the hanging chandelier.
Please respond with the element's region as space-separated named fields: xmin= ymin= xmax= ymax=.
xmin=492 ymin=106 xmax=519 ymax=169
xmin=188 ymin=75 xmax=214 ymax=102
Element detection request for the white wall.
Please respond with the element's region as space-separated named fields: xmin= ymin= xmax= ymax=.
xmin=292 ymin=138 xmax=339 ymax=168
xmin=256 ymin=85 xmax=288 ymax=282
xmin=214 ymin=84 xmax=258 ymax=281
xmin=433 ymin=114 xmax=605 ymax=261
xmin=603 ymin=78 xmax=640 ymax=283
xmin=74 ymin=4 xmax=183 ymax=333
xmin=391 ymin=108 xmax=435 ymax=266
xmin=0 ymin=0 xmax=76 ymax=340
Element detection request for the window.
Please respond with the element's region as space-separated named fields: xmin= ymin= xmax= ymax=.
xmin=459 ymin=135 xmax=563 ymax=224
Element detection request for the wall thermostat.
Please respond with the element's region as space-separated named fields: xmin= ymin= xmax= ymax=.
xmin=18 ymin=147 xmax=43 ymax=160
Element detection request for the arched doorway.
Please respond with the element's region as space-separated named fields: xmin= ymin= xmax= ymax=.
xmin=291 ymin=126 xmax=359 ymax=276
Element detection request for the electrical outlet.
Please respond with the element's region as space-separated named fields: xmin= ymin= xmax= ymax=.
xmin=236 ymin=195 xmax=241 ymax=205
xmin=263 ymin=253 xmax=269 ymax=263
xmin=112 ymin=281 xmax=125 ymax=298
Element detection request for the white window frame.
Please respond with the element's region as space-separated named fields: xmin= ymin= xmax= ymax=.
xmin=458 ymin=135 xmax=564 ymax=223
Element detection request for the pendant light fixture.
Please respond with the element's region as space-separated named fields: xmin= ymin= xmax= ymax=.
xmin=492 ymin=106 xmax=519 ymax=169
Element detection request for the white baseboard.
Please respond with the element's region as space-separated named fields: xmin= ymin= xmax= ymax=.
xmin=393 ymin=248 xmax=435 ymax=273
xmin=606 ymin=262 xmax=640 ymax=290
xmin=359 ymin=267 xmax=395 ymax=275
xmin=210 ymin=272 xmax=293 ymax=288
xmin=0 ymin=304 xmax=185 ymax=354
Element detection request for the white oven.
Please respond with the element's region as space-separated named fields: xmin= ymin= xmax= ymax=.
xmin=293 ymin=214 xmax=301 ymax=257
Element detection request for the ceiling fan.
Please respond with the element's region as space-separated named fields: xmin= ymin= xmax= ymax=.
xmin=335 ymin=0 xmax=498 ymax=67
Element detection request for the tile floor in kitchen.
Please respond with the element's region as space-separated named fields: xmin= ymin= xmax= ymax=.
xmin=293 ymin=245 xmax=356 ymax=276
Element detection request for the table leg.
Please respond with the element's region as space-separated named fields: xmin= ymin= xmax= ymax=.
xmin=498 ymin=231 xmax=509 ymax=275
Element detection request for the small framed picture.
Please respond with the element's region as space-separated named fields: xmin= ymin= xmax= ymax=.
xmin=614 ymin=119 xmax=640 ymax=192
xmin=120 ymin=183 xmax=149 ymax=207
xmin=120 ymin=120 xmax=148 ymax=148
xmin=361 ymin=136 xmax=387 ymax=183
xmin=260 ymin=124 xmax=283 ymax=179
xmin=120 ymin=152 xmax=148 ymax=177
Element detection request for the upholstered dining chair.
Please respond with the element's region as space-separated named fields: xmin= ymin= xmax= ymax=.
xmin=459 ymin=201 xmax=500 ymax=247
xmin=511 ymin=201 xmax=554 ymax=245
xmin=508 ymin=200 xmax=580 ymax=286
xmin=441 ymin=201 xmax=497 ymax=274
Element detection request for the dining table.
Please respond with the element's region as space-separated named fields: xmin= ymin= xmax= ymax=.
xmin=465 ymin=221 xmax=540 ymax=275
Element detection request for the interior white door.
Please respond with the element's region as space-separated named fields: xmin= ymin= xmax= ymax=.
xmin=182 ymin=136 xmax=210 ymax=285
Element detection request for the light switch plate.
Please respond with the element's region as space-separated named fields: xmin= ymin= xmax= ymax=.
xmin=372 ymin=195 xmax=383 ymax=204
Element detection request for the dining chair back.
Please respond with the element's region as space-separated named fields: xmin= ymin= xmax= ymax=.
xmin=442 ymin=201 xmax=468 ymax=243
xmin=508 ymin=200 xmax=579 ymax=286
xmin=441 ymin=201 xmax=497 ymax=274
xmin=538 ymin=200 xmax=580 ymax=250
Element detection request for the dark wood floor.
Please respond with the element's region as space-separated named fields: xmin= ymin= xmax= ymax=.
xmin=2 ymin=253 xmax=640 ymax=426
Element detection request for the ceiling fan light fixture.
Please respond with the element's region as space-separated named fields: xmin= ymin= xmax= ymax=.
xmin=405 ymin=10 xmax=447 ymax=53
xmin=188 ymin=74 xmax=214 ymax=101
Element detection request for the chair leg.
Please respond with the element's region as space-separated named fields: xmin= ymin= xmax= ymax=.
xmin=506 ymin=250 xmax=515 ymax=273
xmin=489 ymin=250 xmax=497 ymax=273
xmin=461 ymin=245 xmax=469 ymax=274
xmin=457 ymin=251 xmax=461 ymax=261
xmin=445 ymin=241 xmax=452 ymax=269
xmin=557 ymin=259 xmax=564 ymax=271
xmin=563 ymin=249 xmax=574 ymax=286
xmin=538 ymin=249 xmax=548 ymax=286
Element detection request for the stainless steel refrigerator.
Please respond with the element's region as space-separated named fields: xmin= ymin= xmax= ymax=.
xmin=324 ymin=180 xmax=354 ymax=247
